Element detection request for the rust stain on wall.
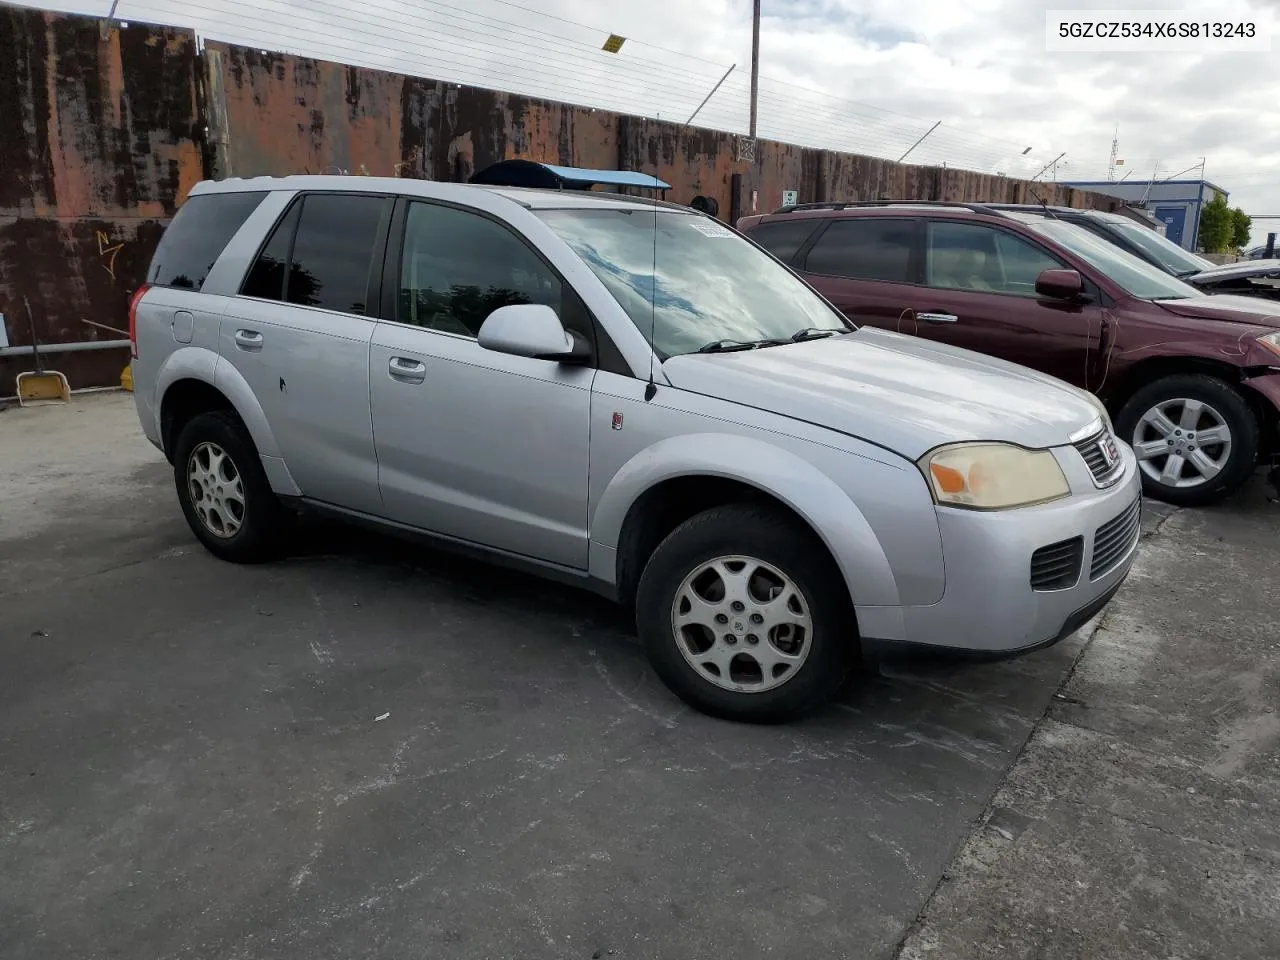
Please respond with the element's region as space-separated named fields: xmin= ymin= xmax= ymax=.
xmin=0 ymin=9 xmax=203 ymax=389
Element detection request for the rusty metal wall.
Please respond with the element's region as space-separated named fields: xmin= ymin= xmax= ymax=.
xmin=0 ymin=8 xmax=205 ymax=391
xmin=204 ymin=43 xmax=1120 ymax=219
xmin=2 ymin=8 xmax=1122 ymax=392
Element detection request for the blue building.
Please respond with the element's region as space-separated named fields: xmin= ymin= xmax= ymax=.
xmin=1059 ymin=178 xmax=1227 ymax=252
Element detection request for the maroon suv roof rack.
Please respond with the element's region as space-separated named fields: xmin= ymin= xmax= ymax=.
xmin=771 ymin=200 xmax=1000 ymax=216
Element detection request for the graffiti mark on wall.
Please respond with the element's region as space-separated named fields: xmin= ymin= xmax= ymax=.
xmin=96 ymin=230 xmax=125 ymax=281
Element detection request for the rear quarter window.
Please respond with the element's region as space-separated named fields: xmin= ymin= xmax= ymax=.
xmin=147 ymin=192 xmax=267 ymax=291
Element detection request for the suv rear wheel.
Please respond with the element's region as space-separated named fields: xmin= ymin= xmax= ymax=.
xmin=173 ymin=410 xmax=287 ymax=562
xmin=634 ymin=504 xmax=856 ymax=723
xmin=1116 ymin=374 xmax=1259 ymax=506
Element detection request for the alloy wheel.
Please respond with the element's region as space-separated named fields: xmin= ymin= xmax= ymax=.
xmin=670 ymin=555 xmax=813 ymax=693
xmin=1132 ymin=397 xmax=1232 ymax=489
xmin=187 ymin=441 xmax=246 ymax=538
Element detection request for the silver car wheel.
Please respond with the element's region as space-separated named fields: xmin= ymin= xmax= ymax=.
xmin=1132 ymin=397 xmax=1232 ymax=489
xmin=187 ymin=441 xmax=246 ymax=539
xmin=670 ymin=555 xmax=813 ymax=694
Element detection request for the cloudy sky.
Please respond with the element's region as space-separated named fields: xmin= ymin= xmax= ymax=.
xmin=25 ymin=0 xmax=1280 ymax=245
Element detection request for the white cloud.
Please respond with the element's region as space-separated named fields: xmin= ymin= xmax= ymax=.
xmin=17 ymin=0 xmax=1280 ymax=244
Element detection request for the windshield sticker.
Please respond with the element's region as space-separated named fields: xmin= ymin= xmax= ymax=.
xmin=689 ymin=220 xmax=735 ymax=238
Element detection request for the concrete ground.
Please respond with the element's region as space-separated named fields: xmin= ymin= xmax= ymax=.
xmin=0 ymin=393 xmax=1275 ymax=960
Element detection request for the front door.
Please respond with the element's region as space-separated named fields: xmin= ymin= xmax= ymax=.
xmin=369 ymin=200 xmax=594 ymax=569
xmin=1153 ymin=206 xmax=1187 ymax=248
xmin=901 ymin=220 xmax=1105 ymax=389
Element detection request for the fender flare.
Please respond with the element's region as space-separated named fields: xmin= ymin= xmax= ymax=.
xmin=592 ymin=433 xmax=901 ymax=608
xmin=155 ymin=348 xmax=283 ymax=461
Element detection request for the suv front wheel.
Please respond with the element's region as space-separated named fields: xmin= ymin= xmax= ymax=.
xmin=1116 ymin=374 xmax=1259 ymax=506
xmin=634 ymin=505 xmax=856 ymax=723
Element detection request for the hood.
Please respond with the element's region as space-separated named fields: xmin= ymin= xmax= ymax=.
xmin=1150 ymin=293 xmax=1280 ymax=330
xmin=661 ymin=328 xmax=1101 ymax=460
xmin=1190 ymin=259 xmax=1280 ymax=283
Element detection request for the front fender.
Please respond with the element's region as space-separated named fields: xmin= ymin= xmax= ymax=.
xmin=590 ymin=432 xmax=903 ymax=609
xmin=155 ymin=348 xmax=282 ymax=460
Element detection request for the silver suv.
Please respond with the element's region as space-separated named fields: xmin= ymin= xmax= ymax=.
xmin=130 ymin=176 xmax=1141 ymax=723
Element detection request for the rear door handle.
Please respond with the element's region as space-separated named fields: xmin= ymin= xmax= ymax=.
xmin=918 ymin=312 xmax=959 ymax=324
xmin=234 ymin=329 xmax=264 ymax=350
xmin=388 ymin=356 xmax=426 ymax=384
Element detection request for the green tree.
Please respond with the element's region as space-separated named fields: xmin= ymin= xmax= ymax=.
xmin=1230 ymin=207 xmax=1252 ymax=250
xmin=1196 ymin=193 xmax=1233 ymax=253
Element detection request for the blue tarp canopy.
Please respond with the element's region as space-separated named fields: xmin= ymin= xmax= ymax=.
xmin=470 ymin=159 xmax=671 ymax=192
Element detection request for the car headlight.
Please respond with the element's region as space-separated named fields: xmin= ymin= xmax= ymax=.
xmin=919 ymin=443 xmax=1070 ymax=510
xmin=1258 ymin=331 xmax=1280 ymax=361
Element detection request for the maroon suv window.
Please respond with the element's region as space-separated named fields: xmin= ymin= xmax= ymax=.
xmin=803 ymin=218 xmax=915 ymax=282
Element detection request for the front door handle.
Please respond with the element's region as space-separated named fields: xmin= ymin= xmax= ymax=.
xmin=918 ymin=312 xmax=959 ymax=324
xmin=234 ymin=329 xmax=264 ymax=351
xmin=388 ymin=356 xmax=426 ymax=384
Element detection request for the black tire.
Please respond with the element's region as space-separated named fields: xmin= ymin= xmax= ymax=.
xmin=634 ymin=505 xmax=857 ymax=724
xmin=172 ymin=410 xmax=287 ymax=563
xmin=1116 ymin=374 xmax=1259 ymax=507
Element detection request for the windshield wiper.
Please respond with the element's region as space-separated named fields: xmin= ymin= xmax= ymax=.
xmin=696 ymin=338 xmax=787 ymax=353
xmin=789 ymin=327 xmax=844 ymax=342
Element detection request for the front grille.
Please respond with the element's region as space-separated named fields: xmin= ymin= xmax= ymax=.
xmin=1091 ymin=496 xmax=1142 ymax=580
xmin=1073 ymin=428 xmax=1124 ymax=487
xmin=1030 ymin=537 xmax=1084 ymax=591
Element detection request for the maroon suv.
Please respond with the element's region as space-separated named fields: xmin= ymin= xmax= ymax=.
xmin=738 ymin=201 xmax=1280 ymax=506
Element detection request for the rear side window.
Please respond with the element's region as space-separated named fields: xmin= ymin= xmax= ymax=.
xmin=147 ymin=192 xmax=266 ymax=290
xmin=240 ymin=194 xmax=390 ymax=314
xmin=240 ymin=202 xmax=300 ymax=300
xmin=748 ymin=219 xmax=821 ymax=264
xmin=286 ymin=194 xmax=391 ymax=314
xmin=804 ymin=218 xmax=915 ymax=282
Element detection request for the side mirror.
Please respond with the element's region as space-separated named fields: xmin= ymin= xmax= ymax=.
xmin=476 ymin=304 xmax=591 ymax=364
xmin=1035 ymin=268 xmax=1085 ymax=300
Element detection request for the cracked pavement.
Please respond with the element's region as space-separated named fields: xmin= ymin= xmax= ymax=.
xmin=2 ymin=393 xmax=1277 ymax=960
xmin=899 ymin=480 xmax=1280 ymax=959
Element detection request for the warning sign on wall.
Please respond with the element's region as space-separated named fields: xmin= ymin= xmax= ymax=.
xmin=782 ymin=190 xmax=798 ymax=206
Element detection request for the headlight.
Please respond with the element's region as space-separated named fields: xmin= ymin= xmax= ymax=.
xmin=919 ymin=443 xmax=1070 ymax=510
xmin=1258 ymin=332 xmax=1280 ymax=361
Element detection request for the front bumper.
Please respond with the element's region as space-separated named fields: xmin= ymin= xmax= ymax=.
xmin=859 ymin=443 xmax=1142 ymax=655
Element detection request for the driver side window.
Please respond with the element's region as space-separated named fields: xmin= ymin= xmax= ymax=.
xmin=397 ymin=202 xmax=562 ymax=337
xmin=926 ymin=222 xmax=1063 ymax=297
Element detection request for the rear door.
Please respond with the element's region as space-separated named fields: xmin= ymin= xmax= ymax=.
xmin=793 ymin=216 xmax=925 ymax=328
xmin=222 ymin=191 xmax=392 ymax=514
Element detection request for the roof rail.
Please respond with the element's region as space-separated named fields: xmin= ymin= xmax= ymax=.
xmin=771 ymin=200 xmax=1000 ymax=216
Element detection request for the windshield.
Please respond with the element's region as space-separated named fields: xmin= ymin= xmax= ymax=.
xmin=1099 ymin=217 xmax=1213 ymax=276
xmin=535 ymin=207 xmax=849 ymax=358
xmin=1024 ymin=220 xmax=1202 ymax=300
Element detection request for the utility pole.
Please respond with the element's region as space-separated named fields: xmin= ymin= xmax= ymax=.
xmin=749 ymin=0 xmax=761 ymax=139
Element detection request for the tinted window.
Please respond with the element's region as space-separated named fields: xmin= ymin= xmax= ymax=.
xmin=398 ymin=202 xmax=561 ymax=337
xmin=148 ymin=192 xmax=266 ymax=290
xmin=804 ymin=218 xmax=915 ymax=282
xmin=240 ymin=201 xmax=300 ymax=300
xmin=1025 ymin=220 xmax=1200 ymax=300
xmin=537 ymin=208 xmax=848 ymax=359
xmin=748 ymin=219 xmax=820 ymax=263
xmin=287 ymin=194 xmax=390 ymax=314
xmin=926 ymin=222 xmax=1062 ymax=296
